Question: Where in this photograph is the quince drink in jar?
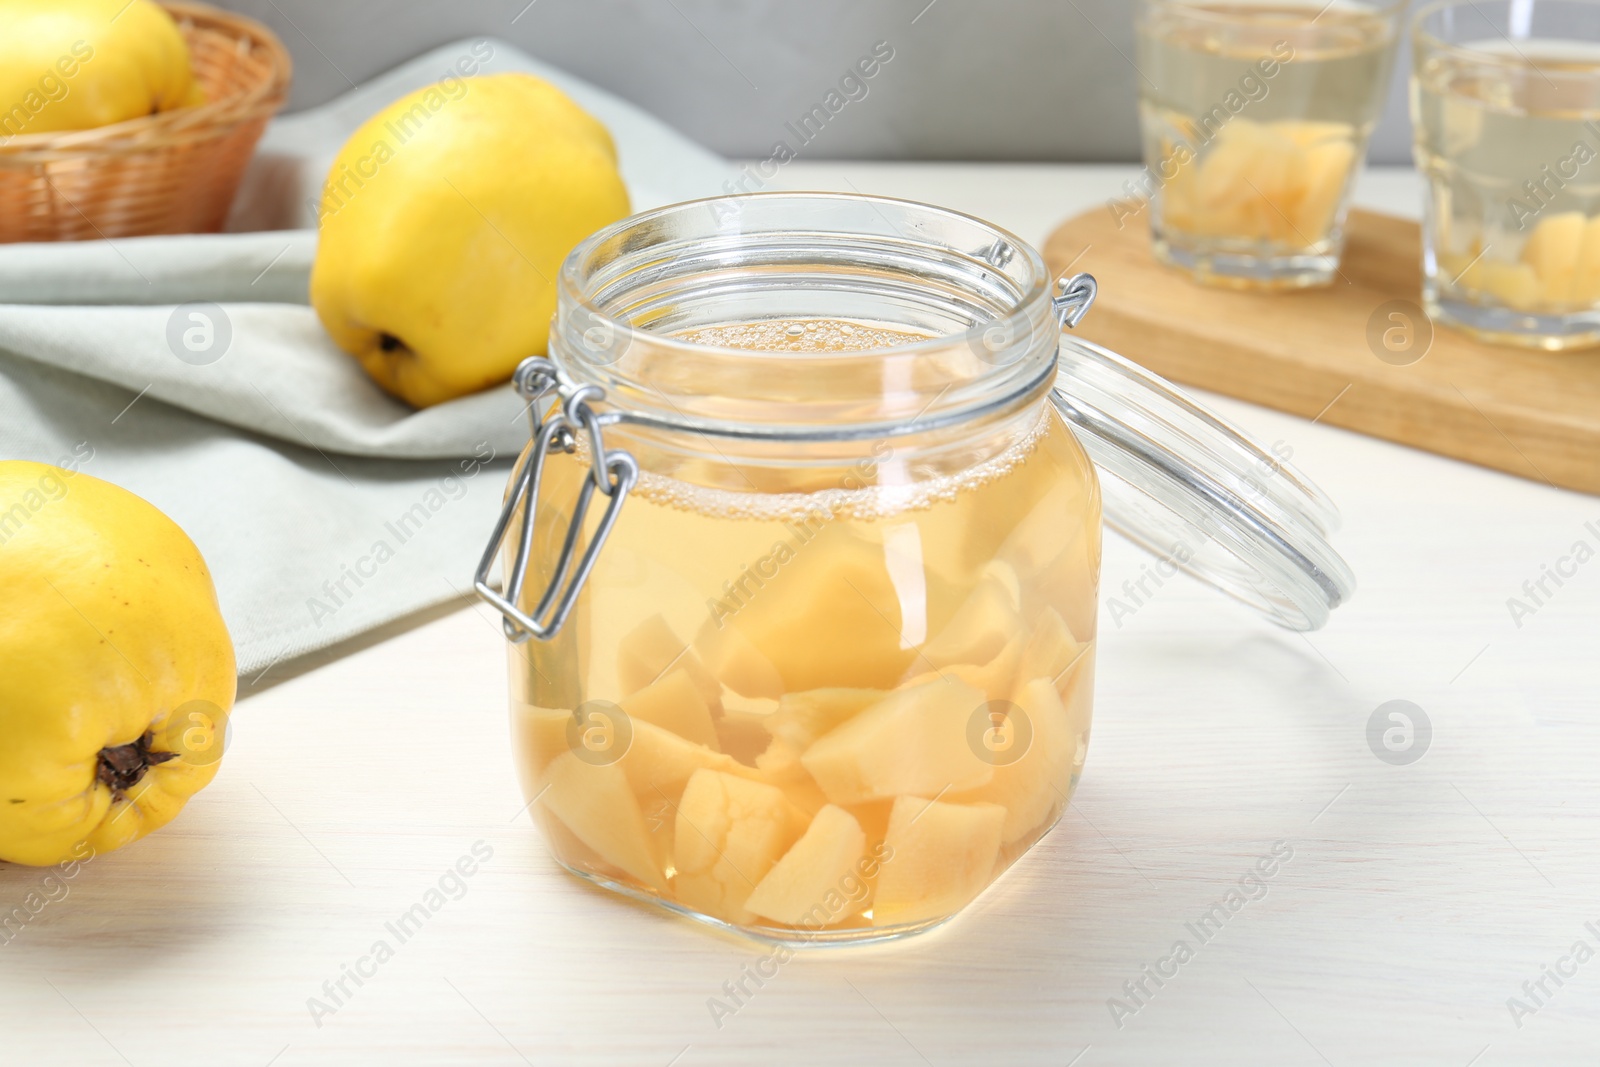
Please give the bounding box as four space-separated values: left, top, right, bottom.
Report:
1135 0 1404 288
477 194 1355 944
1413 0 1600 349
519 318 1098 940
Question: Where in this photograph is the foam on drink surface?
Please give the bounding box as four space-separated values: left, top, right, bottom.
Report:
676 317 931 353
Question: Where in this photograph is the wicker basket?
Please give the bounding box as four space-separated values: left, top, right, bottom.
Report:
0 2 291 243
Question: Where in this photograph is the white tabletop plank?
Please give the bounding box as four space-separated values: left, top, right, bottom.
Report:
3 164 1596 1067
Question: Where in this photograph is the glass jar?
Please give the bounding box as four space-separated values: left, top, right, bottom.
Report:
476 193 1354 945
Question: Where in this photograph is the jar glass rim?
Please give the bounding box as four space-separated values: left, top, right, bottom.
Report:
556 191 1051 361
550 191 1060 442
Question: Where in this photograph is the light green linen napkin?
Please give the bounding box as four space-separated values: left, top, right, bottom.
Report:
0 39 729 679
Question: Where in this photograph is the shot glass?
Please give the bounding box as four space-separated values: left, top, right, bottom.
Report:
1413 0 1600 350
1134 0 1406 289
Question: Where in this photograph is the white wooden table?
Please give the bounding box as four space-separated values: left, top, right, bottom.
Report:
4 164 1597 1067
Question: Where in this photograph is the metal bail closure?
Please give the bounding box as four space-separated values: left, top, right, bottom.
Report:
1047 274 1356 632
474 357 638 643
1052 272 1098 329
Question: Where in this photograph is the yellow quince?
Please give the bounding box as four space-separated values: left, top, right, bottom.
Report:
0 462 235 867
1163 118 1357 247
310 72 632 408
0 0 204 139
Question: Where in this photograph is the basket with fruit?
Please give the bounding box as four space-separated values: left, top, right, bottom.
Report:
0 0 290 242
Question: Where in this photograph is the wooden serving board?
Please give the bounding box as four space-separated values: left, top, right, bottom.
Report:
1043 207 1600 495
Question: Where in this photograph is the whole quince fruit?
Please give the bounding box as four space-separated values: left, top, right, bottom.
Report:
0 0 203 138
0 462 235 867
310 72 631 408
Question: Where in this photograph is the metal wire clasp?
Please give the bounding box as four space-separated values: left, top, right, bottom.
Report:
474 357 638 643
1052 273 1098 329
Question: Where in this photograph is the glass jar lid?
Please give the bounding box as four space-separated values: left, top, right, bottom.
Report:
476 193 1354 642
1049 328 1355 631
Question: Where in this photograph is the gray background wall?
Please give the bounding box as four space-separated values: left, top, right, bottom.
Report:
212 0 1417 164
